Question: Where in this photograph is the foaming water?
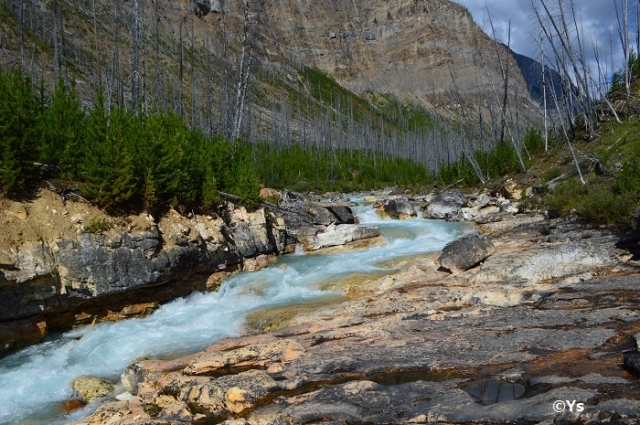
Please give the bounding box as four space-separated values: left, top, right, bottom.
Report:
0 197 469 425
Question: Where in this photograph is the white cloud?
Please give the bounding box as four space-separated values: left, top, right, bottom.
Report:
453 0 638 89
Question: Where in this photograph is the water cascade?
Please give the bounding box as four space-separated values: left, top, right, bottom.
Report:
0 197 469 425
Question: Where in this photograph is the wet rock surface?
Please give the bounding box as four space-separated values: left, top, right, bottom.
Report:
71 213 640 425
382 198 417 220
425 189 468 219
0 190 377 357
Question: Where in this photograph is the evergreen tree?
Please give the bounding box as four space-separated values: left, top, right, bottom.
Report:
80 91 136 210
38 79 85 178
0 68 40 195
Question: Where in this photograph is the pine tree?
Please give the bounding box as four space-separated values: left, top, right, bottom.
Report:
38 79 85 177
0 68 40 196
80 91 136 210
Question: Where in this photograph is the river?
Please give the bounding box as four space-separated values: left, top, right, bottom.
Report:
0 196 469 425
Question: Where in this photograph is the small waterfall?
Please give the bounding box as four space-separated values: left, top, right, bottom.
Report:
294 243 305 255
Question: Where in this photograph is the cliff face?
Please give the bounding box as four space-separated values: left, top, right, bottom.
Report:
255 0 534 110
1 0 538 123
0 190 288 355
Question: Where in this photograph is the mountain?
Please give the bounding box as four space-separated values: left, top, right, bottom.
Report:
508 46 565 110
0 0 541 170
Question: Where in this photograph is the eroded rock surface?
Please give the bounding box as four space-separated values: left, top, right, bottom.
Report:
71 217 640 425
0 190 378 356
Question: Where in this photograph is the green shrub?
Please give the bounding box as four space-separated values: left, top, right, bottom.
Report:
576 185 633 226
84 217 112 234
544 167 562 182
544 178 587 217
524 128 545 155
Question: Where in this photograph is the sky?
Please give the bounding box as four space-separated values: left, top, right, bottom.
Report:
453 0 638 88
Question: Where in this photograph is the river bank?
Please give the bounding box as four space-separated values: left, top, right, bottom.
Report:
68 205 640 425
2 189 640 424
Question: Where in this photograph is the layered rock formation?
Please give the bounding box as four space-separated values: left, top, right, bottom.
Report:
219 0 536 113
69 213 640 425
0 190 377 356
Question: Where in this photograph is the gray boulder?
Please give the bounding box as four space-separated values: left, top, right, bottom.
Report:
326 205 355 224
438 232 496 273
426 190 468 219
309 206 336 226
383 198 417 220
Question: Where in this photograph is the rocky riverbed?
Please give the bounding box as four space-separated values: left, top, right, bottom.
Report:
0 189 379 357
66 194 640 425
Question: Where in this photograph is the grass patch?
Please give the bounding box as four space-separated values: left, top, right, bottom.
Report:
84 217 112 234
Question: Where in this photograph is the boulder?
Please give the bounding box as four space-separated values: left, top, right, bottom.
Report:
501 179 522 200
71 376 115 403
309 206 336 226
474 193 491 209
326 205 355 224
438 232 496 273
383 198 417 220
425 190 468 219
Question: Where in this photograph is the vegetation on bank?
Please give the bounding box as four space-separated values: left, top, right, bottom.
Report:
0 67 433 211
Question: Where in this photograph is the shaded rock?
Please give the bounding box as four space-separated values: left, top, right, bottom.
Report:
425 190 467 219
383 198 417 220
0 319 47 354
308 206 336 226
623 351 640 377
326 205 355 224
632 207 640 233
462 379 525 405
71 376 115 403
438 232 496 273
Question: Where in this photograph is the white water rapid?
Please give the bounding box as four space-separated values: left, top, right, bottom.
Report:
0 196 469 425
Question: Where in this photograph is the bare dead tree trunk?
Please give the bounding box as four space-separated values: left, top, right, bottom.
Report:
132 0 141 111
486 11 527 172
614 0 630 95
53 0 60 81
231 1 253 142
18 0 24 69
153 0 162 108
178 19 184 116
92 0 101 88
540 37 549 153
548 65 586 185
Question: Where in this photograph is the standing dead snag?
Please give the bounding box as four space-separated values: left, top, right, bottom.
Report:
231 1 254 142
